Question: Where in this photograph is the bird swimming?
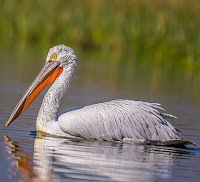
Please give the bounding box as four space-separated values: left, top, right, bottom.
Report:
5 44 192 145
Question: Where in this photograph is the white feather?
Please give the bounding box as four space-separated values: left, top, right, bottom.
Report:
36 45 185 145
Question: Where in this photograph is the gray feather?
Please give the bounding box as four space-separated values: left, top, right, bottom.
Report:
58 100 183 142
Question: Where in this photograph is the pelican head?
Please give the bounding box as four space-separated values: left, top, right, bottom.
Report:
5 44 78 127
46 44 78 67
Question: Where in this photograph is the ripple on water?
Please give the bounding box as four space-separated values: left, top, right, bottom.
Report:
0 84 200 182
1 133 199 182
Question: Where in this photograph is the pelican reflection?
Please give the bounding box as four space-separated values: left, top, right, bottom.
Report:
4 134 192 182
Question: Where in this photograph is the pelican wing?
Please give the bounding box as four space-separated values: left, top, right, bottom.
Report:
58 100 183 142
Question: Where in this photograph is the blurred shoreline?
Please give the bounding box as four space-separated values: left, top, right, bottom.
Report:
1 0 200 70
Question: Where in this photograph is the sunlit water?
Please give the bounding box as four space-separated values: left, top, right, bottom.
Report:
0 57 200 182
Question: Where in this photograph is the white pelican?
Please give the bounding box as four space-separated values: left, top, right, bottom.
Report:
5 45 191 145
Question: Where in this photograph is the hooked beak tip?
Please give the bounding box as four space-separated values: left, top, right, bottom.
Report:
5 122 9 127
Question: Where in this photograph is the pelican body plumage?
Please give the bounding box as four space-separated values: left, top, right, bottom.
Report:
5 45 191 146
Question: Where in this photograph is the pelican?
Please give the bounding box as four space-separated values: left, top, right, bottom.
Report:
5 44 191 145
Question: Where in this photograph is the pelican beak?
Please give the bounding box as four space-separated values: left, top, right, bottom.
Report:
5 61 63 127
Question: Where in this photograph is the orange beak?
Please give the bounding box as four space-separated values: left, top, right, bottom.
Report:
5 61 63 127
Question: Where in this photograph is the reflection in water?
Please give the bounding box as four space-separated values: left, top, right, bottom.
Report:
33 137 173 182
4 134 196 182
4 135 36 182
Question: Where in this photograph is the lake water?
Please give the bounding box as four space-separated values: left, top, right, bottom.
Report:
0 55 200 182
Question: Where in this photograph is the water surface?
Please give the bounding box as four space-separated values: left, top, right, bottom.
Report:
0 56 200 182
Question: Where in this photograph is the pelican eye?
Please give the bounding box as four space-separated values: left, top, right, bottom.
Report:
49 53 57 61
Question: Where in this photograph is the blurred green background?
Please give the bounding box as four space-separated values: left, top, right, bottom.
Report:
1 0 200 66
1 0 200 99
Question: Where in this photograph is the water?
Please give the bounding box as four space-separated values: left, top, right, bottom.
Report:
0 56 200 182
